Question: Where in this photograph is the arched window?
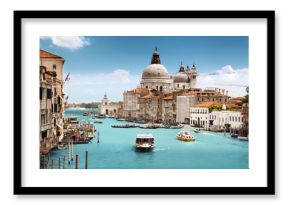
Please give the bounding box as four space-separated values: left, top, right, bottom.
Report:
160 86 163 92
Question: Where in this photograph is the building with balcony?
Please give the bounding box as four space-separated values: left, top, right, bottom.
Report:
40 49 65 155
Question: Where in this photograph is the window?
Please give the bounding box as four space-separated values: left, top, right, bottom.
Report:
47 89 52 99
52 64 56 70
41 131 47 139
40 87 43 100
183 85 185 89
177 84 179 87
41 114 46 125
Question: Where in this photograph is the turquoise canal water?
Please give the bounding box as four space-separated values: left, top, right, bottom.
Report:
48 108 249 169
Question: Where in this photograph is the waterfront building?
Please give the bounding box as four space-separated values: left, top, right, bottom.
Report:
162 94 175 124
241 103 249 137
190 102 222 129
40 49 65 154
99 93 121 117
209 108 243 130
190 101 243 130
122 87 149 120
176 95 197 124
139 91 163 122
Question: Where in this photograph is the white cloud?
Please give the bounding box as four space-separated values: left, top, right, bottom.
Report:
197 65 248 97
41 36 89 50
64 69 140 103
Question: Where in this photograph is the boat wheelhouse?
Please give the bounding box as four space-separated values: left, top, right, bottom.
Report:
135 134 155 151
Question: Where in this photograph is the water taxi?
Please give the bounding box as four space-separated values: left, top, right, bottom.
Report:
135 134 155 151
177 129 195 142
193 128 201 133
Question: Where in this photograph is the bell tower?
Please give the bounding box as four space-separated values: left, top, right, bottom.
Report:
101 92 109 106
190 64 197 88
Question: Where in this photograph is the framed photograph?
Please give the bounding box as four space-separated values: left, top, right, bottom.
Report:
14 10 275 195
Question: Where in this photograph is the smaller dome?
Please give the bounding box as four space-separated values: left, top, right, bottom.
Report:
174 72 190 83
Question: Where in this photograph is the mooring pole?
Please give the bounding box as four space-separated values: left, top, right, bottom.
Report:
63 156 65 169
75 154 78 169
85 150 88 169
71 141 74 161
68 139 71 165
59 157 61 169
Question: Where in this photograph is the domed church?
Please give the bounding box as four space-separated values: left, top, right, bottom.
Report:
173 62 197 90
140 47 172 92
140 47 198 92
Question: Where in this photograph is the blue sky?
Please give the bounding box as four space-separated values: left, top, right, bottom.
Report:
40 36 248 103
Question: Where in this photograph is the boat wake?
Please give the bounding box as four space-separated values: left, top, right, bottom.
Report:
153 148 166 152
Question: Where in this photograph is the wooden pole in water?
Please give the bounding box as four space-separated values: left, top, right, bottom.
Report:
75 154 78 169
59 157 61 169
68 139 71 165
71 141 74 161
63 156 65 169
97 131 100 143
85 150 88 169
51 159 54 169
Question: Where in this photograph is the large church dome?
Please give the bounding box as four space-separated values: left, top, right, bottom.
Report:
142 64 170 79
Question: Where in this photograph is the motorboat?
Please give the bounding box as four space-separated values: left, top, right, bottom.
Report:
135 134 155 151
176 129 195 142
193 128 201 133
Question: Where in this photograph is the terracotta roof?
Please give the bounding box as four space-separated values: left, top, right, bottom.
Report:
135 87 150 95
141 94 152 99
163 95 173 100
40 49 63 59
192 101 223 108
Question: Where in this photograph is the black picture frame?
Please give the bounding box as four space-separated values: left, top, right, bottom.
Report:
14 10 275 195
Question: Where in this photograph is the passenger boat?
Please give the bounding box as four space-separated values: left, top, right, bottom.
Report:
176 129 195 142
135 134 155 151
